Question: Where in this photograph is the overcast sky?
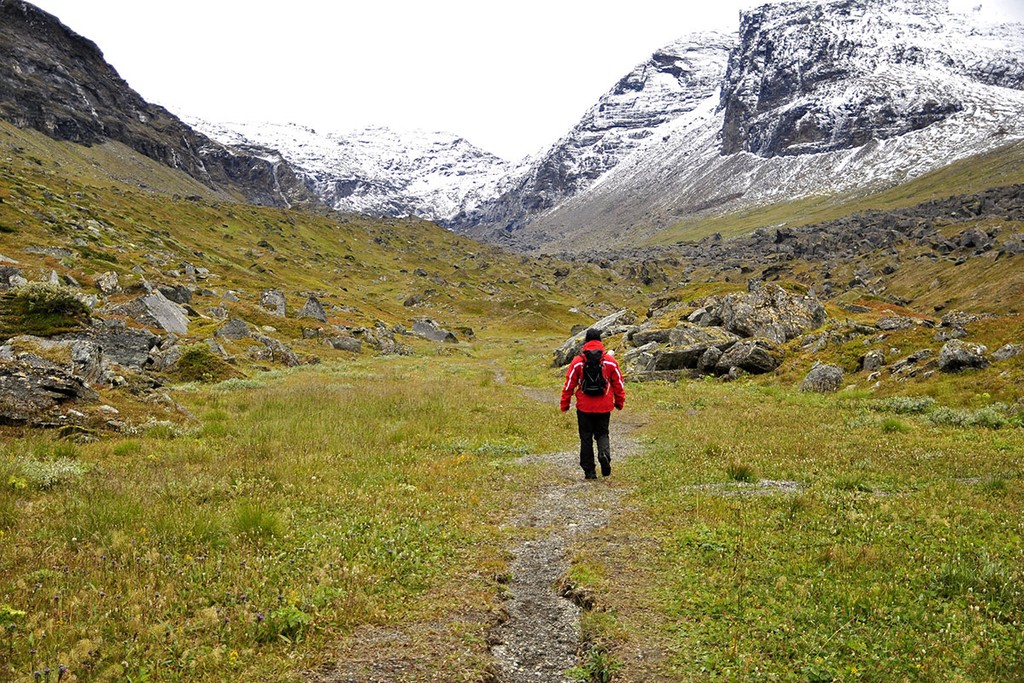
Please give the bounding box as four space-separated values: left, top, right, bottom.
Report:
27 0 1024 161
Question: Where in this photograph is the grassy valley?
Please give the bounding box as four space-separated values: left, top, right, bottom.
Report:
1 123 1023 682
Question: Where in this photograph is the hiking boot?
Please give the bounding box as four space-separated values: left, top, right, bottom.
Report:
584 470 597 480
598 454 611 477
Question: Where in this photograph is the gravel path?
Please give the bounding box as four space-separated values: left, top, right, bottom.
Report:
489 392 642 682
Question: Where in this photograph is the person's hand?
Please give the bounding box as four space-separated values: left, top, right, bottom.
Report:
614 403 623 411
560 407 569 412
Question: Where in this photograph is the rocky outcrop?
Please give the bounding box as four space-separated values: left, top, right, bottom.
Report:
552 310 637 366
0 1 316 207
260 289 286 317
715 339 785 375
702 283 827 344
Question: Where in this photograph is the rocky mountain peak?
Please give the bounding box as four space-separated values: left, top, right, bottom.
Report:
0 0 315 207
720 0 1023 158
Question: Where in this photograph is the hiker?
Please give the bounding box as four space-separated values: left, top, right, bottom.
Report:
560 328 626 479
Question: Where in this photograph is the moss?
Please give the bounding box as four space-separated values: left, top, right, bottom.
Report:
169 345 244 384
0 283 91 338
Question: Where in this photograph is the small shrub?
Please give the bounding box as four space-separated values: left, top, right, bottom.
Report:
834 474 873 493
981 478 1008 496
0 224 15 234
929 406 1008 430
876 396 936 414
111 441 142 457
14 457 87 490
726 461 758 483
569 645 622 683
1 282 90 337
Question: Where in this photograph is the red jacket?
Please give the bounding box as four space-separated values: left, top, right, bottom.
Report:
560 340 626 413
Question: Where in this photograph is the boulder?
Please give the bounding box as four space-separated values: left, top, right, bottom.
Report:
876 316 919 331
411 318 458 344
216 318 251 340
299 295 328 323
696 346 723 375
0 335 104 384
861 349 886 372
801 363 844 393
993 343 1022 361
706 284 826 344
938 340 989 372
668 324 740 349
260 289 287 317
157 284 193 305
96 271 120 294
111 290 189 335
251 334 301 367
715 339 785 375
328 336 362 353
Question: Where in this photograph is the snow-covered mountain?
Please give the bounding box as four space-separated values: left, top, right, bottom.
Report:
191 0 1024 253
463 0 1024 251
186 120 518 223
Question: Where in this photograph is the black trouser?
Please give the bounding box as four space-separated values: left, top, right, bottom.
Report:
576 410 611 474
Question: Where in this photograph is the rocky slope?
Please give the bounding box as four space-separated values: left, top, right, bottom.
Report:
187 120 515 223
480 0 1024 251
0 0 315 207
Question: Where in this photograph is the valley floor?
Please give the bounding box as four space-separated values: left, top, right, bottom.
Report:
2 342 1022 682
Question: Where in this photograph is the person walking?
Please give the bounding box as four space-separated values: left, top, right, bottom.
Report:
560 328 626 479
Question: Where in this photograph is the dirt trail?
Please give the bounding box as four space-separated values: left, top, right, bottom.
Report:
489 390 642 682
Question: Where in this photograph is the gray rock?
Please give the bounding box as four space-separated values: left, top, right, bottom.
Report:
298 295 328 323
222 291 240 303
706 284 825 344
938 340 989 372
668 324 740 349
876 316 918 331
696 346 723 375
800 363 844 393
111 290 189 335
328 336 362 353
216 318 251 340
0 357 99 426
411 318 458 344
90 321 160 370
157 284 193 305
993 343 1022 361
861 349 886 372
251 334 301 367
96 271 120 294
715 339 785 375
260 289 287 317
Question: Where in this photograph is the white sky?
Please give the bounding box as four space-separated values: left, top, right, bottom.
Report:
26 0 1024 161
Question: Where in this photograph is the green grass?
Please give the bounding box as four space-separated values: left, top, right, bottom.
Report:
568 380 1024 681
0 352 575 681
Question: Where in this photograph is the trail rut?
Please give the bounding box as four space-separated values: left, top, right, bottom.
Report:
489 395 641 682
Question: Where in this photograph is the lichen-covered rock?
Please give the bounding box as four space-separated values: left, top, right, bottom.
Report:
861 349 886 372
938 340 989 372
696 346 723 375
993 343 1022 361
328 336 362 353
260 289 287 317
800 363 844 393
216 318 251 340
96 271 120 294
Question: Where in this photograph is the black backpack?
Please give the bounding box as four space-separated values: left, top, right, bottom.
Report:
579 349 607 396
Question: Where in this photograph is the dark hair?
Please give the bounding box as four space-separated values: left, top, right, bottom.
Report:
584 328 602 342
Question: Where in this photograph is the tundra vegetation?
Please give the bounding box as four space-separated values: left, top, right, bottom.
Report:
0 122 1022 681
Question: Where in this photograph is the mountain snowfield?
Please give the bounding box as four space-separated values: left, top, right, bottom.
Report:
187 119 518 223
192 0 1024 252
